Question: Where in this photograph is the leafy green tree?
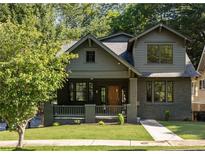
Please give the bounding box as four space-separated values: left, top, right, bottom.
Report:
0 19 77 147
56 3 120 38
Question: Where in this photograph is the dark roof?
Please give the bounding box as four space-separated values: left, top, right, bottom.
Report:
99 32 134 42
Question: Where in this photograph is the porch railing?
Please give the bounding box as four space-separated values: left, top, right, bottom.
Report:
95 105 127 116
53 105 85 117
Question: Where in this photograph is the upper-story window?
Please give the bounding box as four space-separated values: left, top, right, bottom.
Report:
147 44 173 64
86 51 95 63
199 80 205 90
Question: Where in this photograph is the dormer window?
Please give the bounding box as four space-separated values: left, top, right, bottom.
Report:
86 51 95 63
147 44 173 64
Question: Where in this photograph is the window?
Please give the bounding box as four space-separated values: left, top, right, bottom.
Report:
146 81 152 102
89 82 94 103
167 81 174 102
69 82 74 101
154 81 166 102
147 44 173 64
121 89 127 103
199 80 205 90
146 81 174 103
76 82 87 101
86 51 95 63
101 87 106 104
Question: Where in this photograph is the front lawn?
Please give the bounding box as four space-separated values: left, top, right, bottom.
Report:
0 124 152 141
160 121 205 140
2 146 205 151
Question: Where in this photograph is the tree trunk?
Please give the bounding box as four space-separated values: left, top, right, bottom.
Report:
16 122 27 148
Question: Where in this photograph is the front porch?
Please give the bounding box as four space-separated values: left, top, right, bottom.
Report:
44 104 136 125
44 78 138 125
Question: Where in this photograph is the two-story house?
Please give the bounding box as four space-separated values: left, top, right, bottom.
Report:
44 24 199 125
192 45 205 121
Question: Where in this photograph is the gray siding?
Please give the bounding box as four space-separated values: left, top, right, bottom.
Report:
137 77 192 120
67 40 129 78
133 29 186 73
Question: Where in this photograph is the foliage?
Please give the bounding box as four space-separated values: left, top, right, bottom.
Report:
52 122 60 126
73 120 81 125
0 19 77 147
118 114 125 125
164 110 170 121
98 121 105 126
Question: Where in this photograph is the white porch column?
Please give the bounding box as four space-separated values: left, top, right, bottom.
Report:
127 78 138 123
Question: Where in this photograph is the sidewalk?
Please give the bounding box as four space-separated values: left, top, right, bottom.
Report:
140 119 183 141
1 139 205 147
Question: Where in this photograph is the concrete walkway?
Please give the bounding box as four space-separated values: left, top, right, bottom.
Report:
2 139 205 147
140 119 183 141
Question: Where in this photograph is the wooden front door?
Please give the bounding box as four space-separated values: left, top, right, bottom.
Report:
108 85 121 105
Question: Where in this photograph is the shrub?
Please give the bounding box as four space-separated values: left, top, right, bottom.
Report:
164 110 170 121
98 121 105 125
74 120 81 125
52 122 60 126
118 114 124 125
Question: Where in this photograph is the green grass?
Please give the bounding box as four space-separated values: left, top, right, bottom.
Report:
1 146 205 151
160 121 205 140
0 124 152 141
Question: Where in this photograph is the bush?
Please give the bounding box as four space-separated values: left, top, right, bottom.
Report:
74 120 81 125
118 114 124 125
98 121 105 125
52 122 60 126
164 110 170 121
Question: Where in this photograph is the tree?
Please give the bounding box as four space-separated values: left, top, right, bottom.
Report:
0 19 77 147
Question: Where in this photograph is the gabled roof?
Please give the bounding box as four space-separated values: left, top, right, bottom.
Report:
65 34 141 76
102 42 128 55
129 24 191 42
197 45 205 73
99 32 134 42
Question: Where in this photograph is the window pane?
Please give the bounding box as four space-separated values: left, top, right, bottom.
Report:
89 82 94 103
146 81 152 102
154 81 166 102
167 81 174 102
76 82 87 101
101 87 106 104
121 89 127 103
69 82 74 101
200 80 203 89
160 45 173 64
147 45 159 63
203 80 205 89
86 51 95 63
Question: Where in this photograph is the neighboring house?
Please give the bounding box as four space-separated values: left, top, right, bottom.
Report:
192 46 205 120
45 24 199 125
